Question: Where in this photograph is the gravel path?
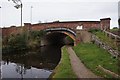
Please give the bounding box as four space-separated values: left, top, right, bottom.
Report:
66 46 99 79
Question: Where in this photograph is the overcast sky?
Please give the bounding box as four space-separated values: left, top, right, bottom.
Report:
0 0 120 29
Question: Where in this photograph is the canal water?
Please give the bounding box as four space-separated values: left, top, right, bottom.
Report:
1 45 62 78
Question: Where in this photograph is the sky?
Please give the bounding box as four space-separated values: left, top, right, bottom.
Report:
0 0 120 29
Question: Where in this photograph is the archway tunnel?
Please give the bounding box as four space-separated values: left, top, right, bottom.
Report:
41 32 75 46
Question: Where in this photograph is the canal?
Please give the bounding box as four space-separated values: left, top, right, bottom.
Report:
1 45 63 78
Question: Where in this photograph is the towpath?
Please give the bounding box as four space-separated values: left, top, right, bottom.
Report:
66 46 100 79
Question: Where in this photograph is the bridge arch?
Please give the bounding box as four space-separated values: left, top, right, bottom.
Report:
41 27 76 46
44 27 76 41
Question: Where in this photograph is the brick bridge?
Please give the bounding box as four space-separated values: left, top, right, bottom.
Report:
2 18 111 45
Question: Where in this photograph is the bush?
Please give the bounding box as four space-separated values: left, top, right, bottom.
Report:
29 30 46 40
88 28 101 33
112 27 118 29
65 36 74 45
2 30 46 53
28 30 46 49
7 33 27 51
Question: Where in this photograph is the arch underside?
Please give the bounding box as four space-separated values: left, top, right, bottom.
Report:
44 27 76 41
61 32 76 41
45 31 76 41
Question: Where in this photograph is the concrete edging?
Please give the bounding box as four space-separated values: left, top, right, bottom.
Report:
97 65 120 78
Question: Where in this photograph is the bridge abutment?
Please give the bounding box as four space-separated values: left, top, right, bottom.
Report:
75 30 92 45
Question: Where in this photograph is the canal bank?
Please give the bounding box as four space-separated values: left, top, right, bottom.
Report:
50 43 120 79
49 46 77 78
50 45 99 79
73 43 120 79
67 46 98 78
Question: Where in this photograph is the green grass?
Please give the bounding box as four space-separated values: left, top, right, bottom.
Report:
94 31 118 50
52 46 77 78
73 43 120 78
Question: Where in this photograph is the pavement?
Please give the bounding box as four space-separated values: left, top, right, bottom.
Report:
66 46 100 79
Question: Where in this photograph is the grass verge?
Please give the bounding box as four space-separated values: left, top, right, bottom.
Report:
73 43 120 78
94 31 117 50
50 46 77 78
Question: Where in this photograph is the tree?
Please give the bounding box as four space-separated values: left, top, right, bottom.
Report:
118 18 120 28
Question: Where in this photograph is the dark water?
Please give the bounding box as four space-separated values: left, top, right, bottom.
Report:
1 45 62 78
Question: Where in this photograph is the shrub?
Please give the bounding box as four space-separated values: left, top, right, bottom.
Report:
65 36 74 45
7 33 27 51
88 28 101 33
2 30 46 53
29 30 46 40
112 27 118 29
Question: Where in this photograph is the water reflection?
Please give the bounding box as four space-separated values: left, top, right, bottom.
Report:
2 45 62 78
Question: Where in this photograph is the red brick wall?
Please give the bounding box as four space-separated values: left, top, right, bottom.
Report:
2 26 22 38
80 22 100 30
30 22 79 31
2 18 111 38
30 22 100 31
100 18 111 31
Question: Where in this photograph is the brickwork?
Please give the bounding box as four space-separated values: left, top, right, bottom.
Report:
1 18 111 38
100 18 111 31
2 26 22 38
